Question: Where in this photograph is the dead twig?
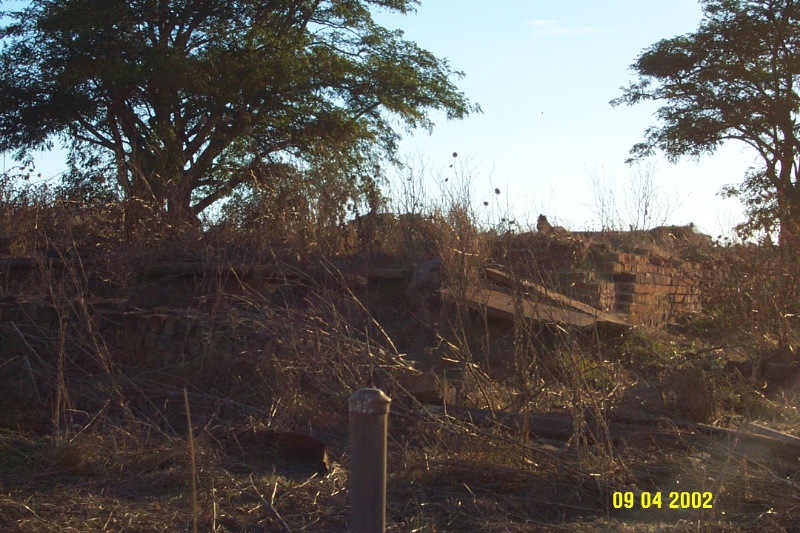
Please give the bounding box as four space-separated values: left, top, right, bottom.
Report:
248 474 292 533
184 388 198 533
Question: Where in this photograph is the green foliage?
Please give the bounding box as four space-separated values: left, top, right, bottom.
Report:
0 0 478 221
611 0 800 244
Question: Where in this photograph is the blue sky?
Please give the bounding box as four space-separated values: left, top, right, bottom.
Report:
373 0 759 237
7 1 759 237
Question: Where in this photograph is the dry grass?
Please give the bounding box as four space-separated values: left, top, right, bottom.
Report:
1 169 799 531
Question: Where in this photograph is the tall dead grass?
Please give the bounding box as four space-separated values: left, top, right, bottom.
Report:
1 161 799 531
704 243 800 347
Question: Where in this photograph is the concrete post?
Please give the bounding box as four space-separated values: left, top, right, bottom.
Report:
349 388 391 533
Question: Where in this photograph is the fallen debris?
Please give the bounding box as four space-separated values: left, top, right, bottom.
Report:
483 267 629 326
440 266 629 329
615 367 715 423
445 405 800 465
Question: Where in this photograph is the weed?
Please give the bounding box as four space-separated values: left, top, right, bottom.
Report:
0 161 798 531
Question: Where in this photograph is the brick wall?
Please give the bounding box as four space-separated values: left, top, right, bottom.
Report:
567 252 703 327
0 296 247 369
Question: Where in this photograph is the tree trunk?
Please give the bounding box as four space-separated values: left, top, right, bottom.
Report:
166 183 200 228
778 183 800 247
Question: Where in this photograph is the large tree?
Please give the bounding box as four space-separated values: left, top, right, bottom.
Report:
0 0 477 222
611 0 800 245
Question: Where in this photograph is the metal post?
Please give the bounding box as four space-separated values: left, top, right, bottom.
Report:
349 388 391 533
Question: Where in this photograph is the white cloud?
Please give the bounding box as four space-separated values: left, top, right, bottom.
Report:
524 19 606 37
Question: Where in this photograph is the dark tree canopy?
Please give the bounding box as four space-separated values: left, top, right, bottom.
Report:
0 0 478 221
611 0 800 244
